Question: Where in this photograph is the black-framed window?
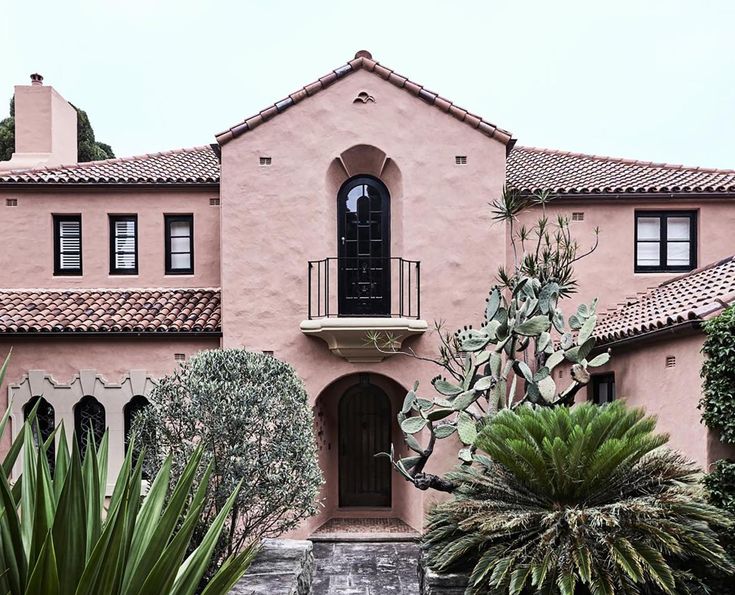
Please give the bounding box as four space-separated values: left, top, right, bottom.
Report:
53 215 82 275
164 215 194 274
591 373 616 405
109 215 138 274
635 211 696 273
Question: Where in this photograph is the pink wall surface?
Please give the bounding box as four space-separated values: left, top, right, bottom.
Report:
515 199 735 316
220 68 509 529
584 332 723 469
0 188 221 288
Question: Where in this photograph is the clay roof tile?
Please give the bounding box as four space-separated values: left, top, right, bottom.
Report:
0 288 221 334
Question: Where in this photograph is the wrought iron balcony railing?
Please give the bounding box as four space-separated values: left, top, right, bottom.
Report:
307 257 420 320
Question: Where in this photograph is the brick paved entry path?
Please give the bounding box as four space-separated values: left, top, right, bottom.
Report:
311 542 420 594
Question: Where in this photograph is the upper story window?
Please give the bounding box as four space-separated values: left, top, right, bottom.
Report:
165 215 194 274
635 211 696 273
53 215 82 275
109 215 138 275
591 373 615 405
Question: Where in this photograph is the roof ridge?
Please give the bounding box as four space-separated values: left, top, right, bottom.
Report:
514 145 735 175
0 145 216 177
215 50 514 146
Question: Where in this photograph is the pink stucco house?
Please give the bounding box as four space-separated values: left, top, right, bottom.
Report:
1 51 734 537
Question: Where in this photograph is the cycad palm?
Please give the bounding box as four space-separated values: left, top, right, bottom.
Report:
423 402 734 595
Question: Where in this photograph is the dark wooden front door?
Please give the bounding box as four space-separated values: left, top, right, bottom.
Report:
339 382 392 507
337 176 391 316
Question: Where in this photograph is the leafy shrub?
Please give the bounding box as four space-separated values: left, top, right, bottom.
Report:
0 351 255 595
134 349 322 568
423 402 734 595
700 305 735 443
706 459 735 517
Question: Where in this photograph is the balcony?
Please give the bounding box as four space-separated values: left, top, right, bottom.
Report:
300 257 428 362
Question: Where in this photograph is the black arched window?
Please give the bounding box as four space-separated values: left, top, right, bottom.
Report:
74 396 106 457
337 176 391 316
23 396 55 468
124 395 149 452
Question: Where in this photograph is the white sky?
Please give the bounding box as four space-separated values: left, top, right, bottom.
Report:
2 0 734 168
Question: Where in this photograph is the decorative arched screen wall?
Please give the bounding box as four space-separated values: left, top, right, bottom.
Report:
9 369 156 492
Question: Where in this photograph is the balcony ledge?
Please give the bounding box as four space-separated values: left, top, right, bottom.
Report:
300 317 428 363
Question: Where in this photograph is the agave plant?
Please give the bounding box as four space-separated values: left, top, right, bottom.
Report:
0 352 256 595
423 402 735 595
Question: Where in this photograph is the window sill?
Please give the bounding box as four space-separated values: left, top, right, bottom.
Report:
300 317 428 363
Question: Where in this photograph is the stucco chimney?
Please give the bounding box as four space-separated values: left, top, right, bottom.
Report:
0 74 78 171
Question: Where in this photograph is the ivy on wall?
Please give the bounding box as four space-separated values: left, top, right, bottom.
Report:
700 305 735 444
700 305 735 550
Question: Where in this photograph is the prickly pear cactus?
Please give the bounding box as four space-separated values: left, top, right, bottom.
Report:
384 275 609 491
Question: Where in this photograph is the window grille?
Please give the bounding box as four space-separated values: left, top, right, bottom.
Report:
74 396 106 457
23 396 55 470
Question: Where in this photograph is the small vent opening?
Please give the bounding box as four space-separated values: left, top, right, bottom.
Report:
259 156 272 166
6 198 18 207
572 212 584 221
262 350 274 356
455 155 467 165
209 197 220 206
665 355 676 368
174 353 186 362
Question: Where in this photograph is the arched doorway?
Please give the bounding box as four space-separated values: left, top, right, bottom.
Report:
337 176 391 316
338 380 392 507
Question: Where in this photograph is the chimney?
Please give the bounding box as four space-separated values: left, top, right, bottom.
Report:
0 73 78 171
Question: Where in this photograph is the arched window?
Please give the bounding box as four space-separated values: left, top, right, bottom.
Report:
74 396 106 457
337 176 391 316
23 396 55 468
124 395 149 452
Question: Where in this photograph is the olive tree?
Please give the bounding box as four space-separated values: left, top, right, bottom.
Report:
133 349 323 567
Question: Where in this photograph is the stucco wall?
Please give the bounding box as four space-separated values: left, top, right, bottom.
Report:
584 332 719 469
0 188 221 288
220 68 509 528
515 199 735 316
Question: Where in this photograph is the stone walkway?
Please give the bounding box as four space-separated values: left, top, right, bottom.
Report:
312 542 420 594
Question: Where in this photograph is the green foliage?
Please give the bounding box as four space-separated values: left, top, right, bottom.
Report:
379 189 605 491
699 305 735 444
0 95 114 163
133 349 322 572
0 97 14 161
0 349 256 595
72 104 115 161
706 459 735 518
423 402 735 594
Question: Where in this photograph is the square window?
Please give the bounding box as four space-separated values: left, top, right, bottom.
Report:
165 214 194 274
635 211 696 273
591 373 615 405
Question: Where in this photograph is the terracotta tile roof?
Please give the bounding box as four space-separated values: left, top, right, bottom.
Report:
508 146 735 195
0 146 220 185
595 256 735 345
0 288 221 333
215 50 514 146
